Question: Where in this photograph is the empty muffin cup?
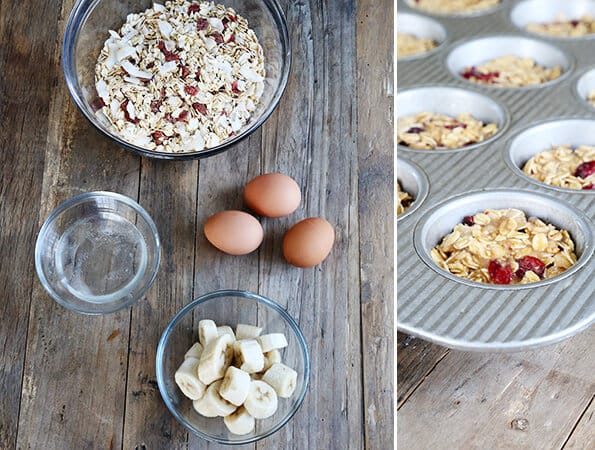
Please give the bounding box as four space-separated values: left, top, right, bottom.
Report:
446 35 572 88
576 66 595 111
397 12 447 60
413 189 594 290
505 119 595 193
397 157 430 221
511 0 595 39
397 86 509 153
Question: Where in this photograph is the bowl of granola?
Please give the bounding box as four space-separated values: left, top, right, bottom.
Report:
62 0 290 159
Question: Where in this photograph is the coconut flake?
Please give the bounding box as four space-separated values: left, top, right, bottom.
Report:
115 43 137 62
159 61 178 75
203 37 217 52
240 66 264 82
208 18 224 32
153 3 166 13
124 76 142 85
126 101 136 120
158 20 173 39
121 61 153 80
96 79 109 102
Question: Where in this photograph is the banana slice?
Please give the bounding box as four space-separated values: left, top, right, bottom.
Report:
262 363 297 398
198 319 218 347
219 366 251 406
198 333 234 385
263 349 281 371
217 325 236 340
184 342 203 360
224 406 255 435
235 324 262 340
235 339 264 373
193 380 236 417
256 333 288 353
175 357 206 400
244 380 278 419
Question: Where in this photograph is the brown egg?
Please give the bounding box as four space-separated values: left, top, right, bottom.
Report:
204 210 263 255
283 218 335 267
244 173 301 218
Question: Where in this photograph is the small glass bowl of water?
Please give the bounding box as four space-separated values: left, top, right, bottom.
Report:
35 191 160 314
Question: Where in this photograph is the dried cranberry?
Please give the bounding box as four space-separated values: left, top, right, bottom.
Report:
193 102 207 115
177 110 189 122
574 160 595 179
462 215 475 226
515 256 545 279
406 127 424 134
180 65 191 79
150 100 162 113
91 97 105 112
227 14 237 21
157 41 168 55
120 100 139 123
146 61 155 69
195 69 201 79
188 3 200 14
210 33 224 44
582 183 595 190
226 33 235 44
196 18 208 31
231 80 242 94
152 131 166 145
160 87 166 98
165 53 180 62
185 85 198 95
488 260 513 285
462 67 499 82
570 19 580 27
164 113 176 123
444 123 467 130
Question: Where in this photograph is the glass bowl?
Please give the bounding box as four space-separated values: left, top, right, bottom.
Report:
62 0 291 160
156 290 310 444
35 191 161 314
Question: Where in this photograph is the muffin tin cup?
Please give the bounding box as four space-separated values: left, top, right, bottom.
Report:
397 12 448 61
397 157 430 221
404 0 505 18
445 35 574 90
504 118 595 194
397 85 510 153
412 189 594 291
575 66 595 111
511 0 595 40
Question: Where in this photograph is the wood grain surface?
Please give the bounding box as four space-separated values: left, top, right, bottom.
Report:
0 0 393 449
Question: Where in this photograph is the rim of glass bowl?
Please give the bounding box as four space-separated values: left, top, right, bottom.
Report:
34 191 161 314
62 0 291 160
156 289 311 445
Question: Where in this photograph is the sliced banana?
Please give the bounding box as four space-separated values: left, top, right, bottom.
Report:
256 333 288 353
262 363 297 398
193 380 236 417
175 357 206 400
219 366 251 406
198 319 218 347
235 339 264 373
244 380 278 419
217 325 236 340
184 342 203 360
224 406 255 435
263 349 281 371
235 323 262 340
198 333 234 385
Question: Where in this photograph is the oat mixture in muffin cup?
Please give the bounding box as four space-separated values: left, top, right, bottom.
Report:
94 1 265 153
461 55 562 87
397 33 438 58
397 182 414 215
410 0 500 14
589 89 595 107
522 145 595 190
526 15 595 37
431 208 577 285
397 112 498 150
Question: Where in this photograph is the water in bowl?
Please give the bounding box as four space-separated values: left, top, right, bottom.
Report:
54 211 148 303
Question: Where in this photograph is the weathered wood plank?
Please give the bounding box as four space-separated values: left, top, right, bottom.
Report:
397 327 595 450
0 0 59 447
396 332 449 408
563 395 594 450
13 0 140 448
122 159 198 450
357 0 394 447
256 0 364 448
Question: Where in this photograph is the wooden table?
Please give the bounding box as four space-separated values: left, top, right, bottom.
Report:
0 0 393 448
397 330 594 449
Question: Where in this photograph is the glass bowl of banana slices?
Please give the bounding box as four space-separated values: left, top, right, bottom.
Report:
156 289 310 444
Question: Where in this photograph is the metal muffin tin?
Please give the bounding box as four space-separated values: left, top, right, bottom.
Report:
397 0 595 351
